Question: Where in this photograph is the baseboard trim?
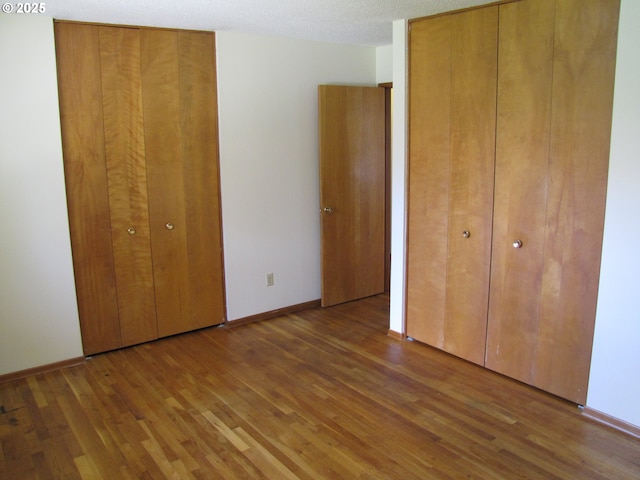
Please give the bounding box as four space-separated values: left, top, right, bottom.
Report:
0 356 86 384
225 299 322 328
387 329 405 340
582 407 640 439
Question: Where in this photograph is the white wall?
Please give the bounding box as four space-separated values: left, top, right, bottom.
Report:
215 32 377 320
376 44 393 84
0 15 83 375
587 0 640 427
389 20 408 335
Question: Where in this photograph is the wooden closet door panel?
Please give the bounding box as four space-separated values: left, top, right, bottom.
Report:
142 29 225 337
176 31 226 330
99 26 158 347
406 15 452 345
444 6 497 365
406 7 497 365
141 29 192 337
55 23 121 355
486 0 555 383
538 0 619 404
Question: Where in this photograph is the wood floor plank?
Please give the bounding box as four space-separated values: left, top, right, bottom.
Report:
1 294 639 479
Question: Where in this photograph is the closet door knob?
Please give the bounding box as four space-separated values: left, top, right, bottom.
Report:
513 239 523 249
127 227 136 236
462 230 470 238
165 223 174 230
322 207 333 214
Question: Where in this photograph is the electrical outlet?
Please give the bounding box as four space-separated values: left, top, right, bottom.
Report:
266 272 274 287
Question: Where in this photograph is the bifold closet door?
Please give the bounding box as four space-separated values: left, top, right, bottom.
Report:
406 7 498 365
56 23 158 354
141 30 226 337
57 23 226 354
486 0 619 404
100 27 158 347
485 0 555 392
56 23 120 354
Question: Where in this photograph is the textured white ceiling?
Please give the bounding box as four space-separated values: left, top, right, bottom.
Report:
47 0 496 46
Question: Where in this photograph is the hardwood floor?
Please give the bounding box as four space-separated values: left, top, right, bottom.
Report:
1 294 639 479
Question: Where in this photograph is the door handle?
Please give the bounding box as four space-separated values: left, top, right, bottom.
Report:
322 207 333 214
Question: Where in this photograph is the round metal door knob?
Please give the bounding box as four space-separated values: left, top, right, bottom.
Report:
323 207 333 214
462 230 470 238
513 239 523 249
165 223 174 230
127 227 136 236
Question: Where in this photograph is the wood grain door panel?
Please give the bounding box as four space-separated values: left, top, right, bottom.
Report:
486 0 555 386
319 85 386 307
177 31 226 331
487 0 619 404
407 7 497 365
99 26 158 347
406 14 451 348
55 23 121 355
444 7 497 365
142 30 226 336
536 0 619 404
142 29 192 337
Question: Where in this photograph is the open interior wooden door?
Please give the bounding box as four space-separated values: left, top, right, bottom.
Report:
318 85 386 307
